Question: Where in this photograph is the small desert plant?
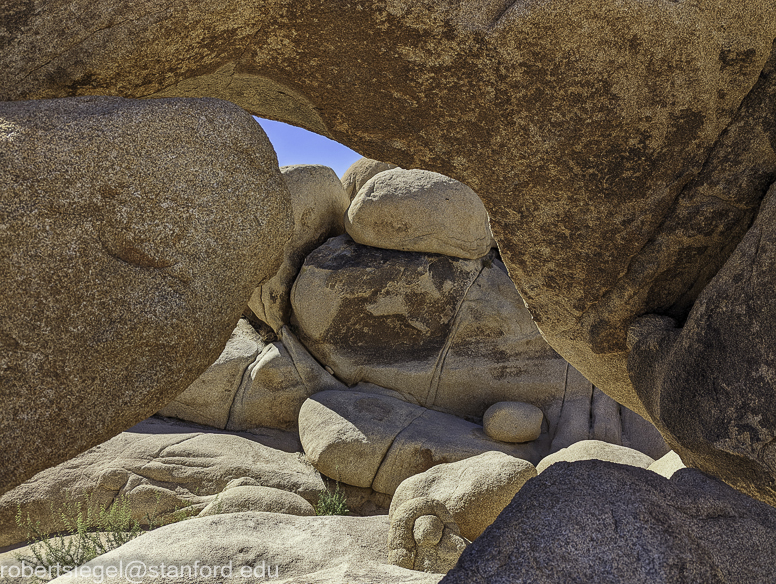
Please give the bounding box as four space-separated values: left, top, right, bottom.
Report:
314 481 349 516
13 490 201 581
14 493 143 580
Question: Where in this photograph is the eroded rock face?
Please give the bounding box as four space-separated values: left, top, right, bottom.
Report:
290 235 570 419
291 235 667 462
628 182 776 506
442 461 776 584
298 390 545 495
0 417 323 548
0 96 292 496
158 319 265 429
226 326 347 431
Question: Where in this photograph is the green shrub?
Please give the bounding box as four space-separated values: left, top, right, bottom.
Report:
13 491 200 581
314 482 349 516
14 493 143 581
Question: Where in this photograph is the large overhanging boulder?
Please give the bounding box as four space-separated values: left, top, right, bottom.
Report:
0 96 293 495
2 2 776 502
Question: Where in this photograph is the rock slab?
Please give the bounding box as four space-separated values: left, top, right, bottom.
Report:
299 390 544 495
0 417 324 548
47 512 440 584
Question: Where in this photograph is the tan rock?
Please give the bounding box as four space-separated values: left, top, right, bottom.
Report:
483 402 544 444
536 440 655 474
0 97 292 496
291 235 483 396
224 326 346 432
430 257 571 419
389 452 536 541
648 451 686 479
0 417 325 548
249 164 350 332
299 390 544 496
388 497 468 574
298 391 424 489
158 319 264 429
372 408 544 496
345 168 492 259
291 236 567 420
341 158 399 200
46 512 435 584
549 379 668 460
291 237 666 461
198 485 315 517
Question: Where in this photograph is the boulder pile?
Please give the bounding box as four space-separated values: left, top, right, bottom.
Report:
161 161 668 490
1 160 675 581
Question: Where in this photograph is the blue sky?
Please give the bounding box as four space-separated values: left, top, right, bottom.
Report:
255 117 362 178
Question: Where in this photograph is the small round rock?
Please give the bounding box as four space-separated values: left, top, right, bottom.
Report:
413 514 444 546
483 402 543 443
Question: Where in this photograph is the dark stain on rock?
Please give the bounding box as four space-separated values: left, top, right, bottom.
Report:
720 47 757 71
669 108 706 145
99 225 176 269
0 0 35 50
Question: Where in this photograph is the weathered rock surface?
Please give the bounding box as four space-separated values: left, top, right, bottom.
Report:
341 158 399 200
629 181 776 505
292 235 667 459
536 440 655 474
158 321 345 432
198 485 314 517
291 235 566 419
0 417 324 548
291 234 487 402
345 168 492 259
227 326 346 431
388 498 468 574
390 452 536 541
483 402 544 444
158 319 264 429
0 96 292 496
443 461 776 584
47 513 438 584
648 451 686 479
249 164 349 332
299 390 543 495
4 0 774 504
